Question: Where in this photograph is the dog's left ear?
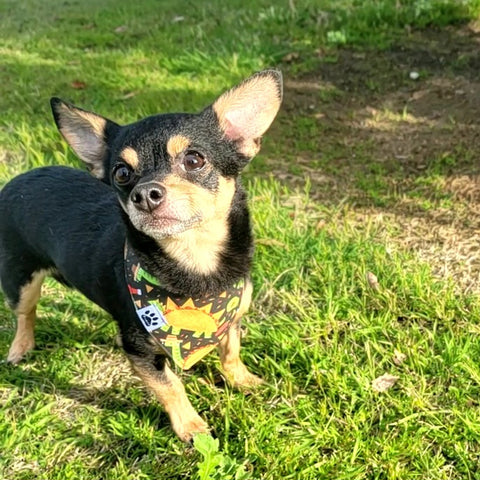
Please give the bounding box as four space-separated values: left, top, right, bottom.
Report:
50 98 120 181
211 70 283 158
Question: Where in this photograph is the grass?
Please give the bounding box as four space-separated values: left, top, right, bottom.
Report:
2 0 480 479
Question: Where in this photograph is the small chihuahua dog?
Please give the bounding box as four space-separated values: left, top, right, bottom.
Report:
0 70 282 442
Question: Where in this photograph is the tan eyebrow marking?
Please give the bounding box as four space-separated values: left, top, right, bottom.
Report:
119 146 140 169
166 135 190 158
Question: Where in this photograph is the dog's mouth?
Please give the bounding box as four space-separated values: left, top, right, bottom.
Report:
154 214 201 232
134 211 202 238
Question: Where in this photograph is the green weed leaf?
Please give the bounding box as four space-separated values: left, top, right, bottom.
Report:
194 434 223 480
193 433 220 458
193 434 252 480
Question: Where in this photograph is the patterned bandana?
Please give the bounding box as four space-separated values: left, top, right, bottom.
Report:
124 242 245 370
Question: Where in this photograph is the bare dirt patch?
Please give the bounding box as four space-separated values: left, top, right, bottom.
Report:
271 24 480 292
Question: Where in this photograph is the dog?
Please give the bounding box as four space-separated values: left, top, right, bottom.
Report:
0 70 282 442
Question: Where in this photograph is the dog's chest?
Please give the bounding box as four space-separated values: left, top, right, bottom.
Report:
125 243 245 369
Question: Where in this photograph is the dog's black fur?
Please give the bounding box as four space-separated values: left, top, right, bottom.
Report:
0 70 282 441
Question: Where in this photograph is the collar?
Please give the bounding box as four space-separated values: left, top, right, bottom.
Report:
124 241 245 370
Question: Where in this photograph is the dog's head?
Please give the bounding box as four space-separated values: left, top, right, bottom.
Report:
51 70 282 247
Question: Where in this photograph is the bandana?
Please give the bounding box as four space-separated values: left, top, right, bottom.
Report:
124 242 245 370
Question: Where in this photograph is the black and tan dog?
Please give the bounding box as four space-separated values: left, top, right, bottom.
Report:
0 70 282 441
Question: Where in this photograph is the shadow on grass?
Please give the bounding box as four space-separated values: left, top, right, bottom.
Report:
256 23 480 290
270 22 480 203
0 299 173 434
0 284 223 427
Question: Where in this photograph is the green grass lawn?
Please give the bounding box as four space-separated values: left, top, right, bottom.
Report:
2 1 480 479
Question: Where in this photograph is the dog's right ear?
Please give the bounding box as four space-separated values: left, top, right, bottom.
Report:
50 98 120 181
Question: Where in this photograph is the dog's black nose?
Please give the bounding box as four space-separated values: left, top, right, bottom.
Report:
130 182 166 212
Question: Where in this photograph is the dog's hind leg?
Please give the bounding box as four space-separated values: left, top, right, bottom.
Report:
6 270 48 364
218 280 264 388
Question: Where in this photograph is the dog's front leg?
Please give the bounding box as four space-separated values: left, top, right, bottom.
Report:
127 353 209 442
218 320 264 388
218 280 263 388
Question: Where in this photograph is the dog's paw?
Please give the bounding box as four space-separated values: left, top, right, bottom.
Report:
223 363 264 390
233 371 265 389
173 414 210 443
242 372 264 387
7 337 35 364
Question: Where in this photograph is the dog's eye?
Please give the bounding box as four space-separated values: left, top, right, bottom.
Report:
182 151 206 172
113 164 133 185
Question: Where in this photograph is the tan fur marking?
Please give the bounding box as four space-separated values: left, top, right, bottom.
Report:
129 357 208 441
59 108 107 141
218 280 263 388
120 146 140 169
166 135 190 158
77 110 107 136
159 176 235 275
7 270 49 364
237 138 261 158
234 278 253 322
